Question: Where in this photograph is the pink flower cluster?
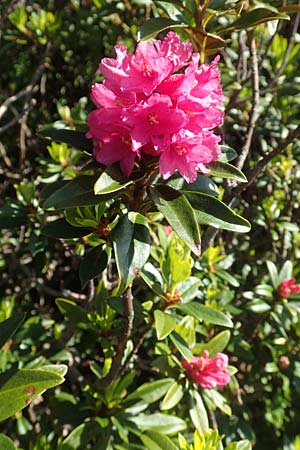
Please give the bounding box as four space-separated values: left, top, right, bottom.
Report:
182 350 231 389
279 278 300 298
87 32 224 183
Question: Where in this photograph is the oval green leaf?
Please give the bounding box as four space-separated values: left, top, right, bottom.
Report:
0 434 17 450
0 314 26 349
184 191 251 233
0 366 67 422
154 310 177 341
149 185 201 256
129 413 186 434
176 302 233 327
125 378 174 404
94 167 133 195
79 246 110 288
160 381 184 411
112 212 151 293
140 430 179 450
207 161 247 182
139 17 188 40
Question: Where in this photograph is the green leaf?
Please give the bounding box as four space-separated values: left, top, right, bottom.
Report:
160 381 184 411
55 298 89 325
0 204 28 229
140 431 179 450
42 218 91 239
168 175 219 197
94 167 133 195
266 261 279 289
224 8 289 31
279 260 293 282
154 310 177 340
0 434 18 450
184 191 251 233
177 302 233 327
126 379 174 404
219 145 238 162
169 332 193 361
205 330 231 357
79 246 110 288
0 314 26 349
207 161 247 182
60 421 101 450
189 389 209 433
129 413 186 434
139 18 188 40
43 176 111 210
38 127 93 153
0 366 67 422
149 185 201 256
112 212 151 293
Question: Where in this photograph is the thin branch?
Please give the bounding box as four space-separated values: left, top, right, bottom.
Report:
202 125 300 251
235 32 259 171
232 125 300 199
97 286 134 389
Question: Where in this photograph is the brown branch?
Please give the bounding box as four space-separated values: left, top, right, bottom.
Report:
235 32 259 171
202 125 300 251
97 286 134 389
232 124 300 199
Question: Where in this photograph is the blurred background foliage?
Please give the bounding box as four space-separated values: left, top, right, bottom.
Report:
1 0 300 449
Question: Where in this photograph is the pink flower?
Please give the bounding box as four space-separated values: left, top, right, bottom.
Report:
87 32 224 182
159 130 221 183
125 94 186 151
182 350 231 389
279 278 300 298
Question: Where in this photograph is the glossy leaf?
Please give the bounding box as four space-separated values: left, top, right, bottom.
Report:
223 8 289 32
207 161 247 182
0 314 26 349
205 330 231 357
160 381 184 411
129 412 186 434
0 366 67 422
79 246 110 288
184 191 251 233
149 185 201 256
55 298 89 325
43 176 110 210
94 167 133 195
189 389 209 433
38 127 93 153
126 378 174 404
112 212 151 293
60 421 101 449
177 302 233 327
219 145 238 162
168 175 219 197
154 310 177 340
139 17 187 40
169 332 193 361
0 434 18 450
279 260 293 282
140 430 179 450
42 218 91 239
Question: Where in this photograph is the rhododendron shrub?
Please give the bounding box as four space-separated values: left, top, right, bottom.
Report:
87 32 224 183
182 350 231 389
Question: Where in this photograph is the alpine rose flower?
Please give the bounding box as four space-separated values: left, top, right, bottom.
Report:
182 350 231 389
87 32 224 183
279 278 300 298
